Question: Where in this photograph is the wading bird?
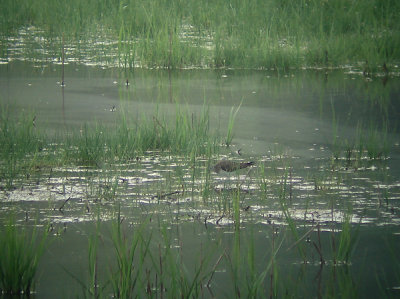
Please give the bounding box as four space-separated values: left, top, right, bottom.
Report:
213 160 254 173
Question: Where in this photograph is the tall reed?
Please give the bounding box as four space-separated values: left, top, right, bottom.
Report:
225 101 242 147
0 216 48 295
332 211 358 265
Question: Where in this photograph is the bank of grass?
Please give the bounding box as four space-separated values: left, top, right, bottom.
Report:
0 104 221 189
62 104 220 166
1 0 399 69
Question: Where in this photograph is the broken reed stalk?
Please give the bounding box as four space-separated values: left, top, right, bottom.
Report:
58 197 71 212
206 252 224 288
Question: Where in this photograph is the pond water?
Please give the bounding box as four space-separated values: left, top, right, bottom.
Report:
1 61 400 298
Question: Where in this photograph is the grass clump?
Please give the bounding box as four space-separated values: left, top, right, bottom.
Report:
109 211 152 298
225 101 241 147
0 108 43 158
0 216 48 295
0 108 45 189
331 212 359 265
81 214 217 298
61 104 220 166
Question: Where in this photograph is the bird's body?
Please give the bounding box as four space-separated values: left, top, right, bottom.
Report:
213 160 254 173
383 63 389 75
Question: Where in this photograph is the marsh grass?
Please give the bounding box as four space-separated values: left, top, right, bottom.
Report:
86 216 102 299
330 265 359 298
109 209 152 298
0 216 48 295
331 211 359 265
85 210 292 298
233 186 241 231
154 225 216 298
225 101 242 147
0 93 395 298
278 174 306 262
0 108 46 189
220 220 287 298
352 122 390 161
201 156 213 202
2 0 398 69
244 225 274 298
0 104 223 189
364 123 390 160
63 103 218 164
330 111 391 169
74 211 155 298
0 108 42 157
104 216 218 298
69 212 105 299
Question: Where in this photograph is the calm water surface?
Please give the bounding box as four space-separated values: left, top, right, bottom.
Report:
1 61 400 297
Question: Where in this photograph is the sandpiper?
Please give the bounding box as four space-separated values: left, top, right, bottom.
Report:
213 160 255 173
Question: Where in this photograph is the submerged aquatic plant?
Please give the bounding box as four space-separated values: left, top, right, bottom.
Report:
0 216 48 295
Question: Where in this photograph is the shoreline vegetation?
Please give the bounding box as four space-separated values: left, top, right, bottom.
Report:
1 1 399 297
0 104 224 190
1 0 399 70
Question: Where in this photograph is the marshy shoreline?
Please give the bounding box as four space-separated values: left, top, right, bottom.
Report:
1 0 399 70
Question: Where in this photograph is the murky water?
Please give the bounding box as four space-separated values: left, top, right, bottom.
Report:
1 61 400 297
